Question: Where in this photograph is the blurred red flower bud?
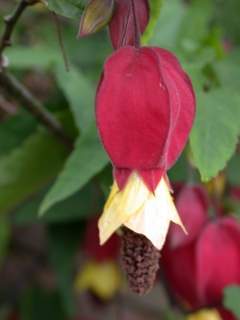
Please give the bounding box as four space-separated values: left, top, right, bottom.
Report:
168 185 209 249
96 46 195 191
84 217 120 262
8 313 19 320
229 186 240 201
218 308 236 320
196 218 240 306
79 0 114 37
162 217 240 315
109 0 149 48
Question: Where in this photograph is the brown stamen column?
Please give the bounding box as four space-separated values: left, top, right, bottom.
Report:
121 228 160 295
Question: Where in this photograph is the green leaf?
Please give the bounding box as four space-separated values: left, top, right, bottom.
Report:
214 0 240 44
190 89 240 181
224 286 240 318
0 128 68 214
149 0 186 49
214 49 240 92
54 64 94 132
177 0 213 52
142 0 162 44
0 217 10 265
20 287 66 320
226 154 240 186
168 153 189 182
48 223 84 316
40 124 108 214
46 0 84 19
96 164 112 198
7 46 60 69
0 110 37 156
13 182 104 225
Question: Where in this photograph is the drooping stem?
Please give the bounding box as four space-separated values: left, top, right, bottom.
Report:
0 0 38 67
0 1 73 149
130 0 141 47
51 12 70 72
0 72 73 150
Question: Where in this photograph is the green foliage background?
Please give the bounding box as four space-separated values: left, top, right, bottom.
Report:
0 0 240 318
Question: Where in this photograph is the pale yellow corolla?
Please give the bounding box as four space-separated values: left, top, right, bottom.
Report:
98 171 186 250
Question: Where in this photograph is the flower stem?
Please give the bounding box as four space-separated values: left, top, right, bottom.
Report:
130 0 141 47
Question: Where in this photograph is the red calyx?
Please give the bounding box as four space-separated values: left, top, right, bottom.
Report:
109 0 149 49
96 46 196 191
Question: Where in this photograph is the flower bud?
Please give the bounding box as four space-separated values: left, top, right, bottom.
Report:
79 0 114 37
197 217 240 306
162 217 240 313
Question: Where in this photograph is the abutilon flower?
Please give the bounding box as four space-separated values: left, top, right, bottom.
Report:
162 214 240 320
96 46 195 293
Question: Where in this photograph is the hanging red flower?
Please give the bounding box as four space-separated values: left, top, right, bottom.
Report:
163 216 240 319
96 46 196 250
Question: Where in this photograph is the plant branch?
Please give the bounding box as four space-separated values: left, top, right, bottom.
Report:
0 72 73 149
0 0 73 149
0 0 38 67
51 12 70 72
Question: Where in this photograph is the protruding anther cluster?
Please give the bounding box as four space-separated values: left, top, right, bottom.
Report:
121 228 160 295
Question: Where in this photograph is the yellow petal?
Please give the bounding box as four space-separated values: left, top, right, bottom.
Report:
98 172 149 245
125 178 185 250
155 178 186 233
98 172 186 249
75 261 121 300
186 309 222 320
